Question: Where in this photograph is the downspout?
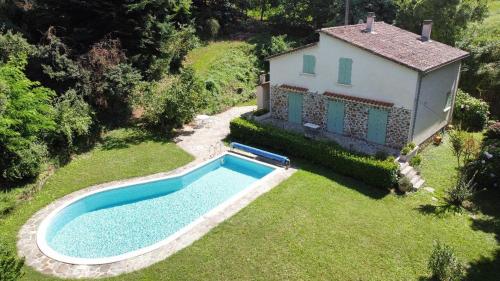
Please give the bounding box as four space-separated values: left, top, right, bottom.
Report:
410 72 423 142
448 63 462 125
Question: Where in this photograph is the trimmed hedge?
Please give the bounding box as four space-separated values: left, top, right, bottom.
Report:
230 118 398 189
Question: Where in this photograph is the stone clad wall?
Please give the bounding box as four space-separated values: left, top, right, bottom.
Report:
269 85 412 149
386 107 412 148
303 92 327 128
270 85 288 120
343 101 369 139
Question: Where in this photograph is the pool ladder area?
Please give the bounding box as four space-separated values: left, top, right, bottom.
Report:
208 143 225 159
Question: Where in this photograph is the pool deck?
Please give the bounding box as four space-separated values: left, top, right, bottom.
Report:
17 106 296 279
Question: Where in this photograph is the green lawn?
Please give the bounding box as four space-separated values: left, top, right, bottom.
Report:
2 130 498 280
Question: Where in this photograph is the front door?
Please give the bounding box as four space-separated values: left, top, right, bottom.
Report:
288 93 303 124
367 108 388 144
327 100 345 134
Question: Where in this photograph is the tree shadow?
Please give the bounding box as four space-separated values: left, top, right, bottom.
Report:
99 128 171 150
292 160 390 200
415 203 462 217
464 188 500 280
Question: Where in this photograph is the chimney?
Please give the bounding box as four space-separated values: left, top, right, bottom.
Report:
366 12 375 33
421 20 433 41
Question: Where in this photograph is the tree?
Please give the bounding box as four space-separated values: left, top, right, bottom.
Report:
141 67 208 132
395 0 488 45
456 25 500 118
0 56 56 181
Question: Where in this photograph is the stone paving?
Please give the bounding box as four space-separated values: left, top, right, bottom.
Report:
17 106 296 279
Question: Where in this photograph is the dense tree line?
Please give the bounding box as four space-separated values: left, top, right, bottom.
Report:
0 0 497 185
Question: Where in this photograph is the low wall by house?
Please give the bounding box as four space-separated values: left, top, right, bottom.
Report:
270 85 411 149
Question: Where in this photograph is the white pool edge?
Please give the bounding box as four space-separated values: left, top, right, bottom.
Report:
36 152 281 265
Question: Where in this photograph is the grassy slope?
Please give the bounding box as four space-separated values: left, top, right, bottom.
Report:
484 0 500 32
0 128 193 277
184 41 258 113
7 133 497 280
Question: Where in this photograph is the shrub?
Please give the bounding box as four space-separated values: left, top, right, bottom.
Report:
141 67 208 132
0 30 34 64
253 109 269 117
453 90 489 131
1 143 48 181
465 138 500 189
410 154 422 167
398 176 413 193
400 142 416 155
0 241 24 280
230 118 398 188
485 121 500 140
205 18 220 40
428 241 465 281
445 174 476 207
52 89 93 152
256 34 293 59
449 130 466 167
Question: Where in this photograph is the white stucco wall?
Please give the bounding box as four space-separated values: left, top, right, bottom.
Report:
412 61 461 144
269 34 419 109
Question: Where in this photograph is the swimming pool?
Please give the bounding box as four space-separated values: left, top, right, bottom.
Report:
37 153 276 265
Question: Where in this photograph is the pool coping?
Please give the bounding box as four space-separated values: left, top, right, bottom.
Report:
18 153 296 278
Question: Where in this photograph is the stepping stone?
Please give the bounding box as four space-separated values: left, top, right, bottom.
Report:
423 187 435 193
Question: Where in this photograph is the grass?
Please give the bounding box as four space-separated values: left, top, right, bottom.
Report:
484 0 500 32
2 130 497 280
184 41 259 114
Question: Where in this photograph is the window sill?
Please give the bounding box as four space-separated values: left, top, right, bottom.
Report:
336 82 352 88
443 106 451 112
300 72 316 77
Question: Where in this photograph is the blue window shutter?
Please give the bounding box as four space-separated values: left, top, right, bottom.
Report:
367 108 388 144
327 101 345 134
303 55 316 74
288 93 303 124
338 58 352 85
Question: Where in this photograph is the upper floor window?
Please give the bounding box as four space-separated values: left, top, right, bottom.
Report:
302 55 316 75
337 58 353 85
444 91 452 111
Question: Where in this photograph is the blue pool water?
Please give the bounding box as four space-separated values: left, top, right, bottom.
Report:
45 155 274 259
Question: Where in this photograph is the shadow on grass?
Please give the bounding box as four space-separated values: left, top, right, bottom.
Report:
292 159 390 200
465 188 500 281
100 128 171 150
415 203 463 217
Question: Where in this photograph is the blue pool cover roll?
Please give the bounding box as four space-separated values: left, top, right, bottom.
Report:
230 142 290 166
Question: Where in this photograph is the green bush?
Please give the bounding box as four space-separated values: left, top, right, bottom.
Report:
466 137 500 189
485 121 500 140
410 154 422 167
428 241 465 281
205 18 220 40
398 176 413 193
230 118 398 188
52 89 93 152
141 67 208 132
445 174 475 207
453 90 490 131
0 241 24 280
400 142 416 155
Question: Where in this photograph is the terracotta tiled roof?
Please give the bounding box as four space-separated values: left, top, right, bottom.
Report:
266 43 318 60
319 22 469 73
323 91 394 108
280 84 309 93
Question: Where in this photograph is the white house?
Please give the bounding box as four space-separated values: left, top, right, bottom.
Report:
258 13 469 151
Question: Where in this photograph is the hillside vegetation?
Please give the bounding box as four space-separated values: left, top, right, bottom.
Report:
184 41 258 114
